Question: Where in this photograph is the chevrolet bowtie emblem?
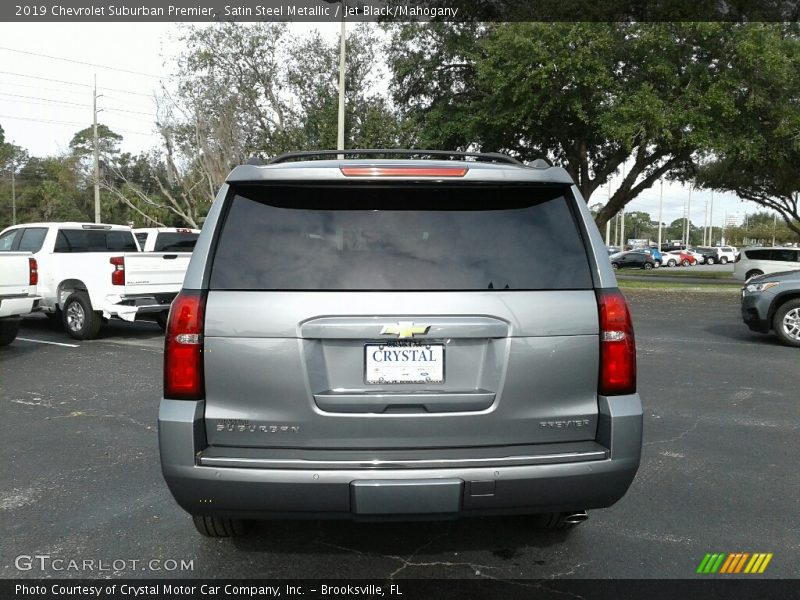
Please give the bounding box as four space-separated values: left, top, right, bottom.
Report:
380 321 430 339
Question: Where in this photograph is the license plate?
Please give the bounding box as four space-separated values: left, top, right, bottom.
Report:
364 343 444 384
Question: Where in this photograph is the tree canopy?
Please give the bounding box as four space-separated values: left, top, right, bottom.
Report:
386 22 800 231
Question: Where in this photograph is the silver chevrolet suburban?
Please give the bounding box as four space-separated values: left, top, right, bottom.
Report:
158 150 642 537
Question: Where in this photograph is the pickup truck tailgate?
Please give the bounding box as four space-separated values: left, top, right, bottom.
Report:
0 252 33 297
122 253 190 295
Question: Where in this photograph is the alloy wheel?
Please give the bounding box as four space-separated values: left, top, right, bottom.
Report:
782 308 800 341
66 301 85 332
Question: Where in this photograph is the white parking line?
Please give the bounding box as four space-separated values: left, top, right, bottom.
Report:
15 337 79 348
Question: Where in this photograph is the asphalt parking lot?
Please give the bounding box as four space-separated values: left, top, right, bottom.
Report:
1 290 798 580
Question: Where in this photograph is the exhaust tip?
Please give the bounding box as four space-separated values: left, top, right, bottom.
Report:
562 511 588 525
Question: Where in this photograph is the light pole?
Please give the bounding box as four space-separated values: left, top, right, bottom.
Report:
657 179 663 250
709 191 714 245
324 0 347 153
772 213 777 246
93 74 103 223
10 156 15 225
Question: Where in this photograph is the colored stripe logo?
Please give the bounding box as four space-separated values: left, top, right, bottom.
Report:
697 553 773 574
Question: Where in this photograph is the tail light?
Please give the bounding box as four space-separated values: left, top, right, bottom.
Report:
596 289 636 395
28 258 38 286
164 289 206 400
110 256 125 286
340 166 468 177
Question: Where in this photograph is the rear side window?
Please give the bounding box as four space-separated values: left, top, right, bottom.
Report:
17 228 47 252
0 229 19 251
745 249 770 260
54 229 137 253
154 232 199 252
210 184 593 291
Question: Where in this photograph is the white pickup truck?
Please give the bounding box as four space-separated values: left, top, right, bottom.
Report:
134 227 200 252
0 223 190 339
0 251 40 345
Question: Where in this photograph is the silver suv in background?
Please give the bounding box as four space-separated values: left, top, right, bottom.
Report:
158 150 643 537
741 270 800 347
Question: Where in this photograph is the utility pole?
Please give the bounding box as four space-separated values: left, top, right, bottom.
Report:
93 74 101 224
336 1 346 154
709 191 714 245
685 187 692 247
605 183 611 246
772 213 777 246
657 179 664 250
620 210 625 248
10 156 15 225
702 198 708 246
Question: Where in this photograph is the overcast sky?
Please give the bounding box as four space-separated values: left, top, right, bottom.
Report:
0 22 766 231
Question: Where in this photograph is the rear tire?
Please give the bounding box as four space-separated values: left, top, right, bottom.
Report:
772 299 800 348
0 320 21 346
611 262 619 270
681 259 691 267
720 257 729 265
62 292 102 340
192 515 248 537
531 512 586 531
706 257 715 265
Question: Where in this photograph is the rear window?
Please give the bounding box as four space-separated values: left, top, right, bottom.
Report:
209 184 593 291
154 232 199 252
54 229 137 253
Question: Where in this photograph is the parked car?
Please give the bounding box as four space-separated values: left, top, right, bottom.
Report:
0 223 191 339
609 250 656 270
693 246 716 263
733 247 800 281
644 247 662 267
159 150 642 537
661 250 696 267
683 249 706 265
741 270 800 347
0 250 40 345
134 227 201 253
698 245 737 265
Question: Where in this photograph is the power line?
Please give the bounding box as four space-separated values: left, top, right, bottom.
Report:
0 92 91 108
0 93 156 117
0 46 167 79
0 114 86 127
0 79 92 98
0 114 155 137
0 70 158 97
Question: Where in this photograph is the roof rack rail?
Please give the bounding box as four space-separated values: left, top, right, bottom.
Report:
267 149 525 166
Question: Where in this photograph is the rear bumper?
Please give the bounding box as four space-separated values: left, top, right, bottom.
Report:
102 293 177 321
159 395 642 520
0 295 40 319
